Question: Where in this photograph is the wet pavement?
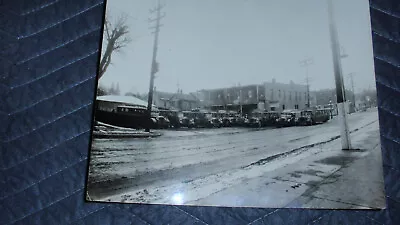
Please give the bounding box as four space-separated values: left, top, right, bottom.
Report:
86 109 385 209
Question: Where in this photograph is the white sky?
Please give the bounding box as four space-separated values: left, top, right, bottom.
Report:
99 0 376 95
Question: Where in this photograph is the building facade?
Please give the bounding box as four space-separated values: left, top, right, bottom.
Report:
196 80 318 113
150 89 201 111
197 84 266 114
313 88 355 105
264 79 309 112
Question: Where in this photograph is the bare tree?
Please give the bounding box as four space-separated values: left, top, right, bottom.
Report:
98 12 132 80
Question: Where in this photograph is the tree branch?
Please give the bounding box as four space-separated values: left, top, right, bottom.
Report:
98 12 132 80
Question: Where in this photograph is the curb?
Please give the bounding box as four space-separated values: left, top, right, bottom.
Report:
93 131 162 139
242 120 379 169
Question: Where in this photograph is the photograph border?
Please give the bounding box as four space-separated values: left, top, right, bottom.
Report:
1 0 399 224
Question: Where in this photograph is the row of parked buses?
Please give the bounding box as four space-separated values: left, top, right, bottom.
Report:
150 108 332 129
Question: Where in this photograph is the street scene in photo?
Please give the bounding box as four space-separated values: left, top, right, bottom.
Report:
87 0 385 209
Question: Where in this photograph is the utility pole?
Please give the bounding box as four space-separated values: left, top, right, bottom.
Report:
339 46 350 105
300 57 313 108
327 0 352 150
239 87 243 116
348 72 356 112
145 0 165 132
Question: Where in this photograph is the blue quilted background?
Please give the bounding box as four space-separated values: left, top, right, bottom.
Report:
1 0 399 224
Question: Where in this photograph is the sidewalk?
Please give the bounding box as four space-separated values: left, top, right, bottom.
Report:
288 143 385 209
188 121 385 209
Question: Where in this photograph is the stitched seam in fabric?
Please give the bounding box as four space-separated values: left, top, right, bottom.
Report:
7 187 85 224
373 31 400 44
247 209 280 224
370 4 400 19
111 207 153 225
172 206 209 225
309 212 333 224
1 157 87 201
386 196 400 204
377 81 400 94
1 130 89 171
10 51 97 90
18 1 103 39
374 56 400 67
8 75 95 115
365 215 388 225
20 0 62 16
382 134 400 145
18 27 100 65
66 206 107 225
4 102 92 142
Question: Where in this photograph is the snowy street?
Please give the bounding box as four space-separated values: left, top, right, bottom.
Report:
87 108 384 208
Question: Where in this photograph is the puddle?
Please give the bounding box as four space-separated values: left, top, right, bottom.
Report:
289 173 302 178
295 169 324 176
314 156 357 166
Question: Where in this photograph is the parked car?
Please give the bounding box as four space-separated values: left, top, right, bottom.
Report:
156 116 170 129
276 111 297 128
263 112 280 126
209 117 223 128
180 117 195 128
298 109 330 126
193 113 212 128
221 116 232 127
244 117 262 128
235 116 246 127
159 109 180 128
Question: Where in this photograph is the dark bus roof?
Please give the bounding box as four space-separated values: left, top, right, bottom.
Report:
117 105 147 109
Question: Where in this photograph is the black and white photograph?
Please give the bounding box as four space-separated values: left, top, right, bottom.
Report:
86 0 385 209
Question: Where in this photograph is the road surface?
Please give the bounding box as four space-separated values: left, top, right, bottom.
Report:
87 108 384 208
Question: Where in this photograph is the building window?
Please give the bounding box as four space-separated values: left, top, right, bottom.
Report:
282 104 286 110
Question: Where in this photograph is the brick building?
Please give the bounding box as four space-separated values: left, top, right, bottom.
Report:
264 79 311 112
197 84 266 114
196 79 319 113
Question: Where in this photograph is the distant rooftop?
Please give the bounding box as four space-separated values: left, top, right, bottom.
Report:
97 95 157 108
152 90 200 102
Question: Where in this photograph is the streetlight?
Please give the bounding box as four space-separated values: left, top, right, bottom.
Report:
327 0 352 150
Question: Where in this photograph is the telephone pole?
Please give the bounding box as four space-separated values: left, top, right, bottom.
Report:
145 0 165 132
300 57 313 108
327 0 352 150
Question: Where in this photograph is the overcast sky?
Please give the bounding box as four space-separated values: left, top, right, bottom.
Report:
99 0 376 95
